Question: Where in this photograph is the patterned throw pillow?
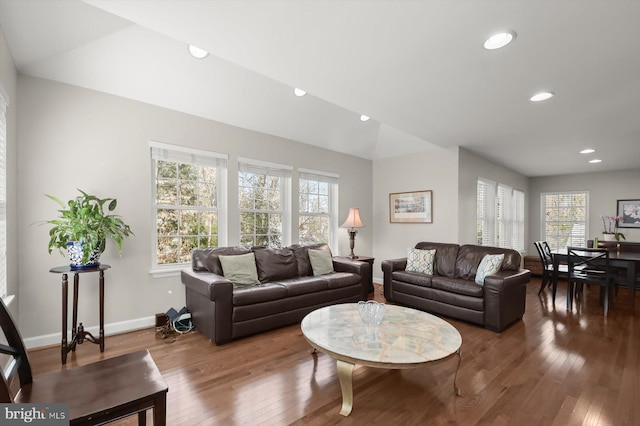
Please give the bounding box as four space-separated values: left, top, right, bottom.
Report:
405 248 436 275
475 253 505 285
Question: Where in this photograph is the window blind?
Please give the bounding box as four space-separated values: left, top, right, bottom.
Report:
0 91 7 297
477 178 496 246
150 142 227 168
299 168 339 184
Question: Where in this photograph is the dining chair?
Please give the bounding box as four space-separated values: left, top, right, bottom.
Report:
534 241 568 300
566 246 614 316
0 298 168 425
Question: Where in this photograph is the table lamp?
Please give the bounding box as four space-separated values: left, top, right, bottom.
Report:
341 208 364 259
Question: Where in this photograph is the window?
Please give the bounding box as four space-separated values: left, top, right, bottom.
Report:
238 158 292 247
541 191 588 251
477 178 525 251
299 169 339 249
0 89 7 298
151 142 227 272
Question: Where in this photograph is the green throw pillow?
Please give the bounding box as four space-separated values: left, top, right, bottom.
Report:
405 248 436 274
219 253 260 287
475 253 504 285
308 249 334 276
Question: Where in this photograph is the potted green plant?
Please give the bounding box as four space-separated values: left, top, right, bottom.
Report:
46 189 134 268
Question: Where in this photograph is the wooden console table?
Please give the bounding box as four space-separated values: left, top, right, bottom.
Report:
50 264 110 364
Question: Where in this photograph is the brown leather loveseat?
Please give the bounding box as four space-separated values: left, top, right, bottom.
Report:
181 243 370 344
382 242 530 332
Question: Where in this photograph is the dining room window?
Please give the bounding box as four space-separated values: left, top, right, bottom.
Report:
541 191 589 251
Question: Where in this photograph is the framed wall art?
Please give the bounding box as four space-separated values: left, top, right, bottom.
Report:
617 199 640 228
389 190 432 223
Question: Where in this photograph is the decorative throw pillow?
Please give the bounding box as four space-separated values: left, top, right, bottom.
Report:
308 248 334 276
405 248 436 275
218 253 260 287
475 253 505 285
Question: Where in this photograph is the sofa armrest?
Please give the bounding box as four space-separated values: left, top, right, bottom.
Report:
483 269 531 331
333 257 371 300
181 269 233 301
381 258 407 301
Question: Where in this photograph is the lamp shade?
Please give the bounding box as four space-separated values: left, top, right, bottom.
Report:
341 208 364 228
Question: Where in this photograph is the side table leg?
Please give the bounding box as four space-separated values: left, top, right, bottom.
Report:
99 269 105 352
336 360 355 416
72 273 79 351
61 273 68 365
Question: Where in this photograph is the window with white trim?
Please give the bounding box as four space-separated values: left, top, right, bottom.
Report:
151 142 227 270
0 90 7 297
298 169 339 249
238 158 291 247
541 191 588 251
477 178 525 251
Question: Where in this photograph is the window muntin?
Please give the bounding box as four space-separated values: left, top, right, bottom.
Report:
299 170 338 247
151 143 227 270
542 191 588 251
238 159 291 247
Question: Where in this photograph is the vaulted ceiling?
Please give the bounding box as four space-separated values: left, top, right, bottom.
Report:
2 0 639 177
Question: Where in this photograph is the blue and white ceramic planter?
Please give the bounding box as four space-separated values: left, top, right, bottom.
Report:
66 241 101 269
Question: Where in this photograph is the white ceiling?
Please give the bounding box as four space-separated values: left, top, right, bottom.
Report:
1 0 639 177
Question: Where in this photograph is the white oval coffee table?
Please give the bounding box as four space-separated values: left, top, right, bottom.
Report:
301 303 462 416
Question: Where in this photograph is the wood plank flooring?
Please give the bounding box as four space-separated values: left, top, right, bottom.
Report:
27 278 640 425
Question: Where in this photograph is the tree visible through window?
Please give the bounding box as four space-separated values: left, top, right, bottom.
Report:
542 191 588 251
299 170 338 246
238 160 291 247
151 143 227 268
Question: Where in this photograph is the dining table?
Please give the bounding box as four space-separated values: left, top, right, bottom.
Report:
552 247 639 310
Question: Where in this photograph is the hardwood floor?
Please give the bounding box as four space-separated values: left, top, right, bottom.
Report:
27 278 640 425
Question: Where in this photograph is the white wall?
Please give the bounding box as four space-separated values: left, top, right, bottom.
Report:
458 148 530 248
529 169 640 248
17 75 372 342
372 146 459 282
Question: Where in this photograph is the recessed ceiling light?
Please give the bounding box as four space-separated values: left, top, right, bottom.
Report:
530 92 555 102
294 88 307 97
483 31 516 50
589 159 602 163
580 149 595 154
188 45 208 59
360 114 370 122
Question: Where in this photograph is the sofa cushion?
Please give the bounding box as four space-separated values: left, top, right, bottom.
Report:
406 248 435 274
273 276 329 297
432 276 484 297
219 253 260 287
323 272 361 289
455 245 520 280
192 246 252 275
392 270 432 287
308 248 335 275
415 242 459 277
232 283 288 306
253 247 299 282
475 253 505 285
291 243 332 276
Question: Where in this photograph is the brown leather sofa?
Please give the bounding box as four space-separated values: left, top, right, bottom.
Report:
382 242 530 332
181 243 370 344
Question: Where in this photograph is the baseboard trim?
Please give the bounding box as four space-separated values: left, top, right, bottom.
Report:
23 315 156 349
